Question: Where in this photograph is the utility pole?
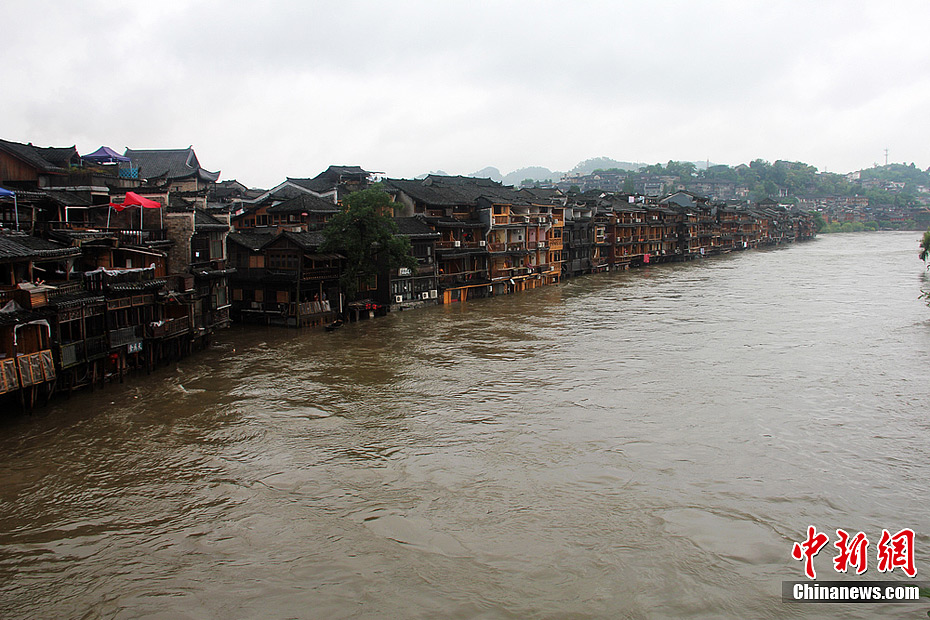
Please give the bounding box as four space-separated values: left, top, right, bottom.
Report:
884 148 889 166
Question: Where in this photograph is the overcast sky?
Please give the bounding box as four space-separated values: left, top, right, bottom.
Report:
4 1 929 188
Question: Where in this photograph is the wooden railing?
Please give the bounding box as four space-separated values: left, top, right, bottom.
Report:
0 358 18 394
109 325 141 348
146 316 190 339
301 267 340 281
86 335 109 359
58 341 84 368
294 300 334 317
15 350 55 390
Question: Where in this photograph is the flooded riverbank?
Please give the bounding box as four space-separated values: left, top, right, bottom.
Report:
1 232 928 619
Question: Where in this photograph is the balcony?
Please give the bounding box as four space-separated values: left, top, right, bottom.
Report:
208 307 231 328
301 266 340 281
146 316 190 339
86 335 109 359
293 300 333 318
16 350 56 388
51 222 169 244
46 280 84 300
106 294 154 312
109 325 142 348
58 341 84 368
0 358 19 394
0 350 56 391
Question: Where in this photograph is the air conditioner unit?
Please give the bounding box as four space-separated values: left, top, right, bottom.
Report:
454 240 461 247
394 295 403 304
478 240 486 247
421 291 430 300
429 289 437 299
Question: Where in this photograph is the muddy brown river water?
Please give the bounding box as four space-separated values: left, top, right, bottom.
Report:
1 232 928 619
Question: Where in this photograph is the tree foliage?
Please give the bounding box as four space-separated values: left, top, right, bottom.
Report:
321 187 416 300
919 228 930 263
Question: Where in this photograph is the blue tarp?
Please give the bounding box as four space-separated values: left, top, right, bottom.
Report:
0 187 13 197
84 146 130 163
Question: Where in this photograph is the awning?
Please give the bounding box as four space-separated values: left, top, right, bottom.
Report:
109 191 162 211
84 146 130 164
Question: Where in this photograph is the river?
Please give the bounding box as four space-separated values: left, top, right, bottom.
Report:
1 232 928 619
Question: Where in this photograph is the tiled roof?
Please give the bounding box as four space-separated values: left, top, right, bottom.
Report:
313 165 371 184
286 177 335 193
194 210 229 231
278 230 326 250
386 176 526 208
0 306 47 327
518 187 565 203
227 231 275 252
394 217 440 238
0 139 78 174
0 233 81 261
266 193 339 214
41 189 94 207
124 147 220 182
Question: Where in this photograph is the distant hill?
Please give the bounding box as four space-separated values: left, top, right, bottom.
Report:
414 169 450 180
469 166 503 182
467 165 559 186
457 157 715 186
570 157 645 174
502 166 558 186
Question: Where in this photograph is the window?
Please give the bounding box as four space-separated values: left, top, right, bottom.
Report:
360 275 378 291
267 252 298 271
214 286 228 308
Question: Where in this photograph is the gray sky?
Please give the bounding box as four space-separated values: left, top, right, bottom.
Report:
4 1 929 188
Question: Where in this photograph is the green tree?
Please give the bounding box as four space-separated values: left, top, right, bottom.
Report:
666 160 696 179
321 187 417 300
812 212 826 232
919 228 930 263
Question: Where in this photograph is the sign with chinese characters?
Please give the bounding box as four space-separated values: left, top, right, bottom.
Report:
791 526 916 579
